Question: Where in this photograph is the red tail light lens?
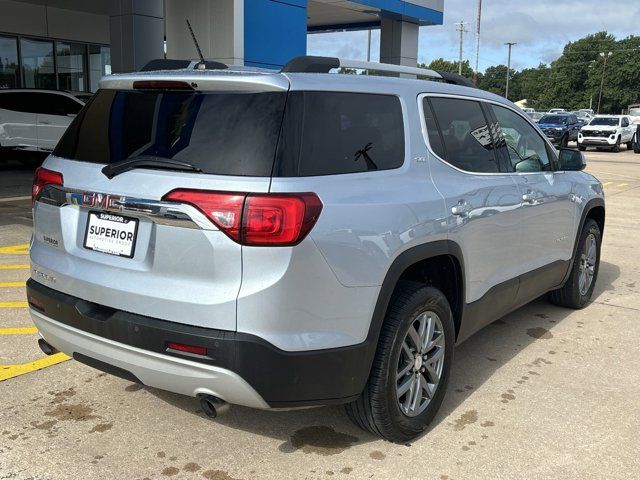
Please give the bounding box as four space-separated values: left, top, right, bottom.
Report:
32 167 63 205
162 189 246 242
162 190 322 246
166 341 207 356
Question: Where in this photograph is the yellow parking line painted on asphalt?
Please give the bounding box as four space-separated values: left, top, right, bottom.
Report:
0 243 29 255
618 183 629 187
0 327 38 335
0 264 29 270
0 281 26 288
0 353 70 382
0 301 28 308
603 182 613 186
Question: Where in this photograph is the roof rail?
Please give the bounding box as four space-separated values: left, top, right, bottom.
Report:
140 59 228 72
280 55 475 88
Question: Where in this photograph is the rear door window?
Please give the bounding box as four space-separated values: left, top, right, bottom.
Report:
427 97 500 173
274 92 404 176
54 89 288 177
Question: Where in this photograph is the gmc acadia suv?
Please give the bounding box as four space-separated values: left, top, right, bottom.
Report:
27 56 605 443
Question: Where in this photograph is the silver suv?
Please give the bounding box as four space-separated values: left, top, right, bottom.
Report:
27 56 605 443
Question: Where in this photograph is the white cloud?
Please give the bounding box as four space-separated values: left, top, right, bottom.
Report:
308 0 640 72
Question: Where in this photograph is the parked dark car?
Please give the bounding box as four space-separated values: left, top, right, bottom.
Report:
538 113 581 147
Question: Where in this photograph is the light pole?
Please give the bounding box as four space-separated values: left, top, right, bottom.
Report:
505 42 516 100
473 0 482 86
597 51 612 114
455 20 468 75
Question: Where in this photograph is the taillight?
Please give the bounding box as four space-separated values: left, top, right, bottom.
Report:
32 167 63 205
162 190 323 246
166 341 207 356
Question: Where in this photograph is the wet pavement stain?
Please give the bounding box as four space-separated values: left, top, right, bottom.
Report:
452 410 478 431
285 426 359 456
49 387 76 404
526 327 553 339
184 463 201 472
369 451 386 460
44 403 97 422
480 420 494 427
89 422 113 433
500 393 516 404
340 467 353 474
157 451 166 458
326 470 334 476
201 470 242 480
30 420 57 431
161 466 179 476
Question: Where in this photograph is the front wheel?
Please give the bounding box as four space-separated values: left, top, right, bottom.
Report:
549 219 601 309
345 283 454 443
612 137 621 153
560 135 569 148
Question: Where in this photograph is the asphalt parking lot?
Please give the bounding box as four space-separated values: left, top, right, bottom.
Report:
1 148 639 480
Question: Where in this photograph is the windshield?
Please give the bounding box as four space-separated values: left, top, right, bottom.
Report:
54 89 287 176
539 115 567 124
589 117 619 127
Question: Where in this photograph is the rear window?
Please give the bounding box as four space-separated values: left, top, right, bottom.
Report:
274 92 405 176
54 89 287 177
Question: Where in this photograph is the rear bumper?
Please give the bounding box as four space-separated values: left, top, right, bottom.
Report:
26 279 372 408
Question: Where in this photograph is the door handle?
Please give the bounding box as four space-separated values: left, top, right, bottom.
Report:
39 121 51 125
451 200 472 217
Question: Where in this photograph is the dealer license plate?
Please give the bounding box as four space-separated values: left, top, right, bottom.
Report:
84 211 139 258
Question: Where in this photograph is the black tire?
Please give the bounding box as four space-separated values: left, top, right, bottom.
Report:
549 218 601 309
345 283 455 443
635 134 640 154
578 145 587 152
626 141 633 150
612 137 621 153
560 135 569 148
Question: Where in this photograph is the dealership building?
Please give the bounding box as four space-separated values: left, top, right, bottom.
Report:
0 0 444 92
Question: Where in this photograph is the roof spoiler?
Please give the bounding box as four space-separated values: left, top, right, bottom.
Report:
139 59 228 72
280 55 476 88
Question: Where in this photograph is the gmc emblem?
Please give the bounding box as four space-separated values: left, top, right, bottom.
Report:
80 192 124 210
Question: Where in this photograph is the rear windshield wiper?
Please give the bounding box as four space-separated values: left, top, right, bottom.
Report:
102 155 203 179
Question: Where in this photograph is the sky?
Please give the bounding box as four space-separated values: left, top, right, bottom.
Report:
307 0 640 72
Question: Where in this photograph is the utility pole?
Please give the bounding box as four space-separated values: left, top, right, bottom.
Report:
505 42 516 100
455 20 468 75
366 29 372 62
473 0 482 86
597 51 612 114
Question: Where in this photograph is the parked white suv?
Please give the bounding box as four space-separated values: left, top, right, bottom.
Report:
0 89 85 155
578 115 636 152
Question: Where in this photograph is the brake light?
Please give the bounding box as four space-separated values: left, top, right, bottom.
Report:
32 167 63 205
162 190 322 246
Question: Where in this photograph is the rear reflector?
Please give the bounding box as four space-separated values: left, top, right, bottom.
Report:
162 190 323 246
32 167 63 205
166 341 207 356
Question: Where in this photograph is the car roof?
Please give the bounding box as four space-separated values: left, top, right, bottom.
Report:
0 88 84 102
99 67 515 109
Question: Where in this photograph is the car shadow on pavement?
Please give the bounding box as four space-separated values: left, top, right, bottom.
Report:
147 260 620 447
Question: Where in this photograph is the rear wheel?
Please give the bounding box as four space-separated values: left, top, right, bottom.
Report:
549 219 601 309
345 283 454 443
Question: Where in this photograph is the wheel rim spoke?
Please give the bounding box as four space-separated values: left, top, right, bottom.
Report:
395 310 445 417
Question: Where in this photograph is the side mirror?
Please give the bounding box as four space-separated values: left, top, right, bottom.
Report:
558 148 586 171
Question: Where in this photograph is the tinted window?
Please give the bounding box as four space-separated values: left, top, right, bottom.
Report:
36 93 83 116
621 117 629 127
0 36 20 88
491 105 551 173
422 98 445 159
55 89 287 176
0 92 37 113
428 98 499 173
274 92 404 176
